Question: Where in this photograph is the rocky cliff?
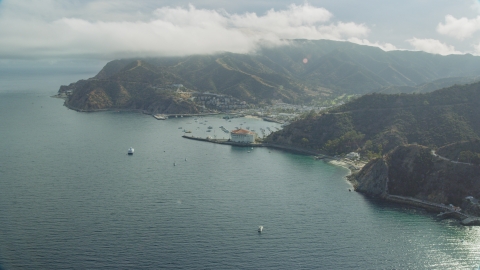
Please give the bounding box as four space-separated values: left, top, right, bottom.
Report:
349 158 388 197
352 144 480 214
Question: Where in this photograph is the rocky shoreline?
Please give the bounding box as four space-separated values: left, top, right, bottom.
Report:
349 145 480 226
258 143 480 226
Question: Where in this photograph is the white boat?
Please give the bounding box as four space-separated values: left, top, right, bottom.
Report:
128 147 134 155
153 114 167 120
258 226 263 232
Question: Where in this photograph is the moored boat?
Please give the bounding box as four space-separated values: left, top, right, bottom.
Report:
153 114 167 120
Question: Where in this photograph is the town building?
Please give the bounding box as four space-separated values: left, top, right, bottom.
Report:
230 129 257 143
346 152 360 160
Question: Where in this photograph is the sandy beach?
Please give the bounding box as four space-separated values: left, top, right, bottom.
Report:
327 158 366 173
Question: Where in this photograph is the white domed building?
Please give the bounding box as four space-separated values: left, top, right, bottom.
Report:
230 129 257 143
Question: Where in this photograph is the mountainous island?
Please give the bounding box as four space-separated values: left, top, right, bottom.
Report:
59 39 480 113
58 39 480 223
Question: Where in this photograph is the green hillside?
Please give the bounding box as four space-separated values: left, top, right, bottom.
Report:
437 140 480 164
266 82 480 157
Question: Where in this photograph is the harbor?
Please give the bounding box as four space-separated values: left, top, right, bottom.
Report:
182 135 331 156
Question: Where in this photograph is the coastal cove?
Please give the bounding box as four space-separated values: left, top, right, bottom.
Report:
1 74 480 269
182 131 480 226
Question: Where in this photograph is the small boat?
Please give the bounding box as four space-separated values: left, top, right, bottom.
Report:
258 226 263 233
128 147 134 155
153 114 167 120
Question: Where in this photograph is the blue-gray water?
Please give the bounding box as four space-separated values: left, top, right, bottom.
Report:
1 73 480 269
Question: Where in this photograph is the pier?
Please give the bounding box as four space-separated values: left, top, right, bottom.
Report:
155 112 221 119
182 135 326 155
384 194 480 225
182 135 262 147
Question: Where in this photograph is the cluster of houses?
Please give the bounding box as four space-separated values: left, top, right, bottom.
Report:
194 93 249 111
270 102 326 112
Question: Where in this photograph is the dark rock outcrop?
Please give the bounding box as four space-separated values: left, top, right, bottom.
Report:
351 158 388 197
462 196 480 216
352 144 480 207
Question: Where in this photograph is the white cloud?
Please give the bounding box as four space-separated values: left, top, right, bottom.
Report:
347 37 397 51
0 1 372 59
473 42 480 54
230 3 333 28
437 14 480 40
407 38 461 55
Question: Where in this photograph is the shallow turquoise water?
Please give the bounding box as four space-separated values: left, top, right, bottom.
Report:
1 74 480 269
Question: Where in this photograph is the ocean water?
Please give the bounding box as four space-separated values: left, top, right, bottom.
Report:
1 73 480 269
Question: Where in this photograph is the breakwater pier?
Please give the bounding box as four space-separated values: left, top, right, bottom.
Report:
384 194 480 225
181 135 322 155
152 112 221 119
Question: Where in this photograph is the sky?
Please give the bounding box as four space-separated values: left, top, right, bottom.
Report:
1 0 480 65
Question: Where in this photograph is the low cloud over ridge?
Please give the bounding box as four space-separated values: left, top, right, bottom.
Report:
407 38 461 55
0 1 374 59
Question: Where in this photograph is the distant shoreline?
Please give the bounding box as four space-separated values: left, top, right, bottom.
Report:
181 135 366 173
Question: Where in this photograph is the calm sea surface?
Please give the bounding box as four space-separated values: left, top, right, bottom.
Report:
1 73 480 269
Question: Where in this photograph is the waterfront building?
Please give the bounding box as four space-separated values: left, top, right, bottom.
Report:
230 129 257 143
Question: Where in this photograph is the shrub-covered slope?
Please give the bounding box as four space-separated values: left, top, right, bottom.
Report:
267 82 480 156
